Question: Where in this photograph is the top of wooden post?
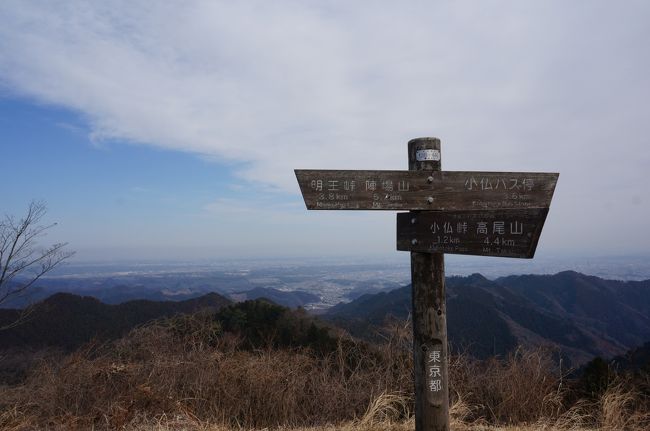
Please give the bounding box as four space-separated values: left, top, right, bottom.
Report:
408 137 441 171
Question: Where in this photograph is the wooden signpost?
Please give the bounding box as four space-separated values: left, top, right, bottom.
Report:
295 137 558 431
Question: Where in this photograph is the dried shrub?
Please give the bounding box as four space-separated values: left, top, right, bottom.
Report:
0 313 411 429
1 313 649 430
449 347 566 424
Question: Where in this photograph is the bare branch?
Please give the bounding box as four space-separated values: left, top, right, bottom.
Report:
0 201 74 328
3 242 70 284
0 303 38 331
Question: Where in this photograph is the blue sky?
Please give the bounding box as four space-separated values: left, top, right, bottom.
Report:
1 96 323 260
2 98 241 256
1 1 649 261
1 96 392 261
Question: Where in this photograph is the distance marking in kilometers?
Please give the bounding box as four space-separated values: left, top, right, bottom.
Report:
295 170 558 211
396 208 549 258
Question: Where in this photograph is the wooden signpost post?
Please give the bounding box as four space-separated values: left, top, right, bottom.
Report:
295 137 558 431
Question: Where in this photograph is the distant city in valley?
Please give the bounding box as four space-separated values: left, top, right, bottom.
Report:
9 254 650 311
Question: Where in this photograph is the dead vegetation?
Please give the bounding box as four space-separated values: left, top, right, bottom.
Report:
0 311 648 430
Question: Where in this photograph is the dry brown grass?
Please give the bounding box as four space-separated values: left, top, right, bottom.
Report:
0 313 648 431
0 314 412 430
448 347 566 424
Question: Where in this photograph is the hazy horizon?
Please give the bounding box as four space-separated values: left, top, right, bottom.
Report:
36 252 650 283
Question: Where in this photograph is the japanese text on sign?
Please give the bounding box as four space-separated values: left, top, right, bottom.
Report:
396 208 549 258
427 349 443 393
296 170 558 211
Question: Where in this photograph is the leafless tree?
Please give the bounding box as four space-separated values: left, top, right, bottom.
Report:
0 201 74 328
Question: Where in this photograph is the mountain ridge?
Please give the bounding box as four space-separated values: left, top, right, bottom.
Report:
0 291 232 350
325 271 650 364
2 270 649 366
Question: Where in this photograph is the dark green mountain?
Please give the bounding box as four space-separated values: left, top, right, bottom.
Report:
325 271 650 364
3 271 648 366
229 287 320 308
214 299 337 354
0 292 231 350
496 271 650 353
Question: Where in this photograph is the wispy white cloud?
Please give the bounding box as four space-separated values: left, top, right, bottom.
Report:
1 1 649 254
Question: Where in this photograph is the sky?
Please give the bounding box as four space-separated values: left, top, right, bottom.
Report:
1 1 649 262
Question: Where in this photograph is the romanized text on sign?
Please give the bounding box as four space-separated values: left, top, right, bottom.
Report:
397 208 549 258
295 170 558 211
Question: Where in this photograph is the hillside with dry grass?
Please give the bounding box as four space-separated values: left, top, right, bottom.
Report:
1 299 648 430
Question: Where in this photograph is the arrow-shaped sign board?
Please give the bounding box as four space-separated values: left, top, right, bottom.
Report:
295 170 558 211
396 208 549 258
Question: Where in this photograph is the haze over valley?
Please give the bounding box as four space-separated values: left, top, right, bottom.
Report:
7 254 649 311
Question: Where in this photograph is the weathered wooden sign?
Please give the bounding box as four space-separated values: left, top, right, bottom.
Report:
396 208 549 258
295 137 558 431
295 169 558 211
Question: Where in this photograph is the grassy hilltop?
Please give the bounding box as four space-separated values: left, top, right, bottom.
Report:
1 298 649 430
